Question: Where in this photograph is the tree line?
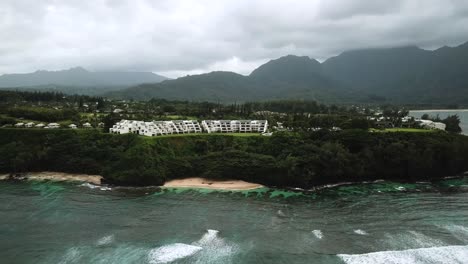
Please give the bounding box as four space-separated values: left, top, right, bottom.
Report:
1 129 467 188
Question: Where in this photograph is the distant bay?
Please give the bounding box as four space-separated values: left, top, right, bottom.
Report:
410 109 468 135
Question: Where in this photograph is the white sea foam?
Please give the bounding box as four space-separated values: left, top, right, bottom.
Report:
338 245 468 264
192 229 239 263
312 230 323 239
277 210 286 217
442 225 468 242
79 183 112 191
383 231 445 249
147 229 239 264
148 243 202 264
313 182 353 191
96 235 114 246
80 183 99 189
195 229 219 246
354 229 368 235
58 247 82 264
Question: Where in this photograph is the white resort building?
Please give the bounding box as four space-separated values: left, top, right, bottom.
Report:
417 119 446 131
45 123 60 129
110 120 203 136
201 120 268 133
83 122 92 128
110 119 269 136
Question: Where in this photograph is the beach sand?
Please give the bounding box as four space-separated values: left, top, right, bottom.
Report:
163 177 263 190
0 172 102 185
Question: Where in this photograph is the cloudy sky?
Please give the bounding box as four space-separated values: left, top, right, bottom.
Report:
1 0 468 78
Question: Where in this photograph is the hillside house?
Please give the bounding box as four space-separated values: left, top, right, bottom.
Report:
110 120 202 136
418 119 446 131
46 123 60 129
201 120 268 133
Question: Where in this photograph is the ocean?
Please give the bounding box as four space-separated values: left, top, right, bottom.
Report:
1 179 468 263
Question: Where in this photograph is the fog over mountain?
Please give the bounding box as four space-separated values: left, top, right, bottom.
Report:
108 42 468 104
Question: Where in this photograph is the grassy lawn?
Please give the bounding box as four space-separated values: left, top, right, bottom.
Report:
165 115 199 120
370 128 436 133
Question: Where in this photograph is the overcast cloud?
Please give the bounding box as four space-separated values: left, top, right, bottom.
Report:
1 0 468 77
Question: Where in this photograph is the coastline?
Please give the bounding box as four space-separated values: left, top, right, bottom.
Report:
163 177 263 190
0 172 102 185
409 109 468 112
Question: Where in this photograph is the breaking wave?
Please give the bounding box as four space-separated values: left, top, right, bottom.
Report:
191 229 239 263
96 235 115 246
354 229 368 235
148 229 239 264
148 243 203 264
338 245 468 264
381 231 445 250
79 183 112 191
442 224 468 243
312 230 323 239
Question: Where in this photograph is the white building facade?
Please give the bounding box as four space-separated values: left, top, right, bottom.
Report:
110 119 268 136
110 120 202 136
201 120 268 133
418 119 446 131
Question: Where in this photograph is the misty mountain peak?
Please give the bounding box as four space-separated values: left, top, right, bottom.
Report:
249 54 322 82
67 66 88 73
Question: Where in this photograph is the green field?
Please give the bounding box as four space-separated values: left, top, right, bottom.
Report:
370 128 436 133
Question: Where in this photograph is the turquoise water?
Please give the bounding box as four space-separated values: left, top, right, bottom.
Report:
410 109 468 135
1 179 468 263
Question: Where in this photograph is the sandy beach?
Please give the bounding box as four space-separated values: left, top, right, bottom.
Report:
0 172 102 185
163 177 263 190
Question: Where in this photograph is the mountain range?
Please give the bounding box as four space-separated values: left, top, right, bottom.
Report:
2 42 468 105
0 67 168 88
108 41 468 104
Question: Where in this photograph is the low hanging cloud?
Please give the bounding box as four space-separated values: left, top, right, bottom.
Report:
1 0 468 77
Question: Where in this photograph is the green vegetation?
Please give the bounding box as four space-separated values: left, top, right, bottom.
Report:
371 128 435 133
421 113 463 134
106 43 468 105
6 107 79 123
1 129 467 188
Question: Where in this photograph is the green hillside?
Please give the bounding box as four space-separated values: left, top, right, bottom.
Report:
109 42 468 105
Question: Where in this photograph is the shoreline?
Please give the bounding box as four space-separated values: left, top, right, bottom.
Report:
0 172 102 185
409 109 468 112
163 177 263 190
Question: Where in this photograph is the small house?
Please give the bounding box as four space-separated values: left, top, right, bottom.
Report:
14 123 24 127
25 122 35 128
47 123 60 129
83 122 92 128
69 124 77 129
418 120 446 131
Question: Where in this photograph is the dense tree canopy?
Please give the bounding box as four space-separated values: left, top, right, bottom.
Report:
1 129 467 188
